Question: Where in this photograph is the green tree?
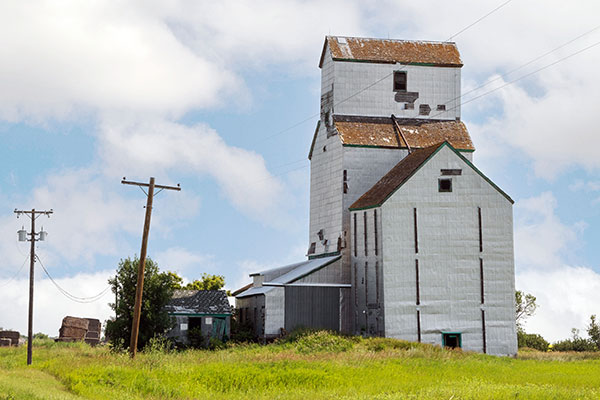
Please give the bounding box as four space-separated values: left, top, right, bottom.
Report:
517 331 549 351
587 314 600 349
185 273 225 290
105 256 177 351
515 290 538 331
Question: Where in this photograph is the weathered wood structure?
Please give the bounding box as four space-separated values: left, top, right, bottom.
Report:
236 36 517 355
166 290 231 346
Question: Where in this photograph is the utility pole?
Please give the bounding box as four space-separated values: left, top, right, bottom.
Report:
14 208 53 366
121 177 180 358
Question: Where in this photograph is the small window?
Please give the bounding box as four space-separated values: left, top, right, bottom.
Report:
441 169 462 176
205 317 212 325
437 104 446 111
442 332 462 349
439 178 452 192
180 323 188 331
405 103 414 110
393 71 407 91
419 104 431 116
307 242 316 255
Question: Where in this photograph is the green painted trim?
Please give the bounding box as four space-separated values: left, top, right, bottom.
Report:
442 332 462 348
349 143 447 211
332 58 463 68
168 313 231 317
342 143 474 152
308 120 321 160
291 254 341 283
451 146 514 204
307 251 340 260
348 142 513 211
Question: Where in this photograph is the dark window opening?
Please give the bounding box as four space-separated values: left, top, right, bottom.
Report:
307 242 316 255
439 178 452 192
393 71 407 91
405 103 414 110
419 104 431 116
442 333 462 349
441 169 462 176
437 104 446 111
322 146 327 152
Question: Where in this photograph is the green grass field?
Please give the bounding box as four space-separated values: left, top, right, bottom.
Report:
1 332 599 399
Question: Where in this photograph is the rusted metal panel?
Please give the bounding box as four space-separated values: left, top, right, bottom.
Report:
325 36 463 67
334 115 474 151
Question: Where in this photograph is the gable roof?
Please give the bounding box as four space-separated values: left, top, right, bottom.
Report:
335 115 474 151
350 142 513 211
319 36 463 68
236 255 341 298
166 290 231 315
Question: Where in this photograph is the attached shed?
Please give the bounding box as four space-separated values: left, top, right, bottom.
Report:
166 290 231 346
235 255 351 339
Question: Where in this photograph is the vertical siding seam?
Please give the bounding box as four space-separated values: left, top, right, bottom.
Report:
417 310 422 343
353 213 357 257
482 309 487 354
374 209 378 256
480 258 484 304
416 259 420 305
478 206 483 253
364 212 368 256
414 207 419 254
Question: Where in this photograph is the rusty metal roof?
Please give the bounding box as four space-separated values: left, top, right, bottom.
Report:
350 144 443 210
320 36 463 68
334 115 474 151
350 142 513 210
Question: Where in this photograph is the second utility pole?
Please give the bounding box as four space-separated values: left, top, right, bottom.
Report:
121 177 180 359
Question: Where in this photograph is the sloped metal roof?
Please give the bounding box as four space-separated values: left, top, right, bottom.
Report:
166 290 231 315
334 115 474 151
350 142 513 210
320 36 463 68
236 255 341 298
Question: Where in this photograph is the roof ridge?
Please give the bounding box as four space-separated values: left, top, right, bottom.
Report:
327 35 457 46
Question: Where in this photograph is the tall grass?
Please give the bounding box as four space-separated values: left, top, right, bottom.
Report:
1 332 600 399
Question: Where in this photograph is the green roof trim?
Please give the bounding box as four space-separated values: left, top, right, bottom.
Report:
168 313 231 317
332 58 462 68
307 251 340 260
349 142 513 211
342 143 474 152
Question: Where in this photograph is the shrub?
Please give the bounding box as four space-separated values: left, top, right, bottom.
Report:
187 326 205 349
552 338 597 352
517 331 549 352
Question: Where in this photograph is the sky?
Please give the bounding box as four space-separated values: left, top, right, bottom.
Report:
0 0 599 342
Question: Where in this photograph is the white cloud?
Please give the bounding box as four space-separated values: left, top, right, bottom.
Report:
514 192 600 341
0 270 113 336
99 117 290 223
154 247 214 281
517 266 600 342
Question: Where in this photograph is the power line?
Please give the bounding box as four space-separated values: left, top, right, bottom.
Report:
439 23 600 114
257 2 518 144
0 255 29 288
445 0 515 42
428 38 600 120
35 255 111 303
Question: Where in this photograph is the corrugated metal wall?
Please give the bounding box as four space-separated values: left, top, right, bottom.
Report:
285 287 340 331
